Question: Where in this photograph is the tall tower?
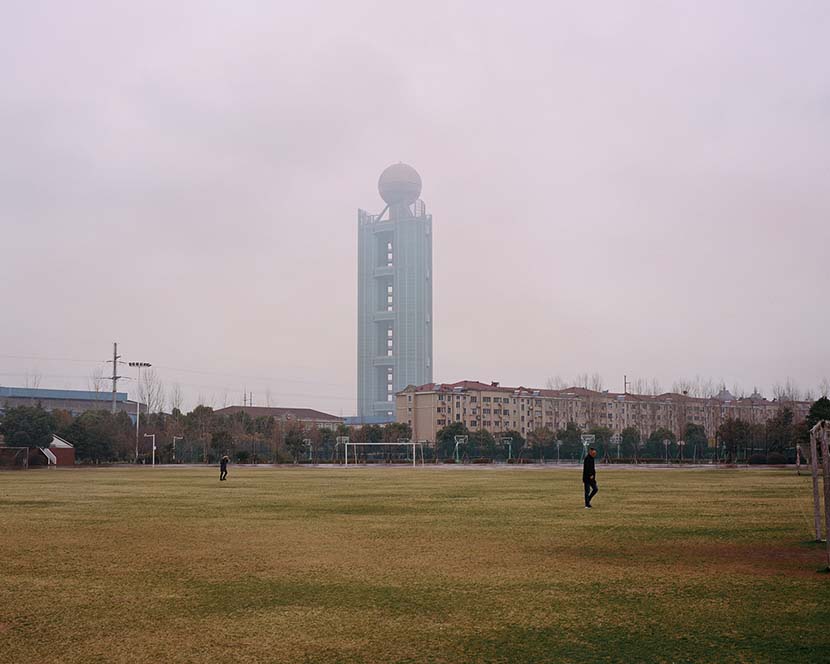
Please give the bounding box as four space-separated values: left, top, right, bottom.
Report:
357 163 433 419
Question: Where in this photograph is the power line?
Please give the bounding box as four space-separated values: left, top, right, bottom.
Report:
0 371 356 404
0 353 103 363
0 353 352 389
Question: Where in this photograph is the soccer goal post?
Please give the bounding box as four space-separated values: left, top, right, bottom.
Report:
344 440 425 467
0 447 29 470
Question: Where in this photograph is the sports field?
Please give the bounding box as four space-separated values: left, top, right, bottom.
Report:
1 466 828 663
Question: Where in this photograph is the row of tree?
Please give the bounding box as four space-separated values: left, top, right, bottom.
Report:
436 398 830 462
2 397 829 464
0 404 415 464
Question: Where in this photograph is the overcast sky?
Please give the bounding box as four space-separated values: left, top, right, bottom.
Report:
2 0 828 413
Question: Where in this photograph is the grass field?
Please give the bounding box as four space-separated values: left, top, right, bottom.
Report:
2 466 829 663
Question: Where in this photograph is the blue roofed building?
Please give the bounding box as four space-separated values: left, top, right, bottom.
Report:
0 387 145 421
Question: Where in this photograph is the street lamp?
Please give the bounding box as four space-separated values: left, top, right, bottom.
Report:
128 361 151 462
677 439 686 464
144 433 156 466
555 439 562 464
172 436 183 463
453 435 467 463
663 439 671 465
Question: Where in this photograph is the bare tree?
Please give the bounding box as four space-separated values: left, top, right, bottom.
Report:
24 370 42 389
730 382 746 399
649 378 662 396
672 378 695 395
573 373 589 389
589 373 604 392
546 375 566 390
670 376 722 398
820 378 830 398
88 366 105 393
633 378 648 395
773 378 803 402
169 383 184 412
139 368 165 413
265 387 273 406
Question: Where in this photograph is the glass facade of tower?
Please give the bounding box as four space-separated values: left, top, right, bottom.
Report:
357 200 432 418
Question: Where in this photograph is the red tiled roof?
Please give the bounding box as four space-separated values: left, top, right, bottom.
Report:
400 380 791 405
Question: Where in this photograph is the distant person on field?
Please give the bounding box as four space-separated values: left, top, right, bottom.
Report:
220 455 229 481
583 447 598 508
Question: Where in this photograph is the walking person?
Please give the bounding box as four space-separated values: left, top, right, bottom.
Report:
219 455 229 481
583 447 598 508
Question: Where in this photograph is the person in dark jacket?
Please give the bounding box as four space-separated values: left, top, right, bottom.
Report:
219 455 229 481
583 447 598 508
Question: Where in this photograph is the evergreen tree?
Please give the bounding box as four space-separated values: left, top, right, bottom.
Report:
0 405 55 448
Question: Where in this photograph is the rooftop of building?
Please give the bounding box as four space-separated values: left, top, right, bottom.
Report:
214 406 342 422
399 380 809 405
344 414 395 426
0 386 130 402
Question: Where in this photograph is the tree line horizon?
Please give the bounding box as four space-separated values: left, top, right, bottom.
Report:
2 397 829 466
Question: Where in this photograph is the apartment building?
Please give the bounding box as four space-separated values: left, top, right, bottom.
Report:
396 380 811 443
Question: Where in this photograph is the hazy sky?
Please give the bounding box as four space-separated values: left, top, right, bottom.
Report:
2 1 828 413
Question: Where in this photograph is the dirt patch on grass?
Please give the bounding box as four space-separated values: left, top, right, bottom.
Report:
655 541 823 577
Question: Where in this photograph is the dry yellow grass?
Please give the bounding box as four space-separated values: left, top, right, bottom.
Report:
1 466 829 663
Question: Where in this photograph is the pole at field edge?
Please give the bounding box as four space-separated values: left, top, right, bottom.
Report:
819 423 830 569
810 426 822 542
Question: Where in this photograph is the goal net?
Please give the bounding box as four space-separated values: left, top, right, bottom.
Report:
343 441 425 466
0 447 29 470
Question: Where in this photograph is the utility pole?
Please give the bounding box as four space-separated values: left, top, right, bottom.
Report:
107 342 122 413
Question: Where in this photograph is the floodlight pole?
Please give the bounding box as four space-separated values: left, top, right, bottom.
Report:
172 436 182 463
144 434 156 467
128 361 151 462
